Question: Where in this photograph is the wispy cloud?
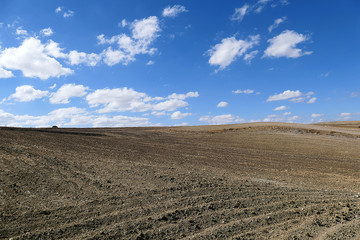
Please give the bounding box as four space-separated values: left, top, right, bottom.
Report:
268 16 287 32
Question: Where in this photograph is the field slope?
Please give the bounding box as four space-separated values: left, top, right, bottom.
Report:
1 122 360 239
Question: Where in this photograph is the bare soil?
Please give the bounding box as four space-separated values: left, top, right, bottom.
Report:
1 122 360 239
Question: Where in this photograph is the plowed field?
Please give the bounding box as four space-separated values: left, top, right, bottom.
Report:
1 122 360 239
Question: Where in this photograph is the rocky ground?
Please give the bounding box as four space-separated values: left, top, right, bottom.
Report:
1 122 360 239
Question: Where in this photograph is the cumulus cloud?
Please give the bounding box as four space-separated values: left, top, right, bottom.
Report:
16 27 28 36
67 50 101 66
263 111 297 122
8 85 49 102
92 115 151 127
273 105 288 111
49 84 88 104
338 112 360 120
231 4 250 22
0 107 153 128
0 107 86 127
146 60 154 65
311 113 324 118
268 16 287 32
207 35 260 70
267 90 302 101
171 111 192 119
162 5 188 18
40 27 54 36
44 40 100 66
86 87 199 113
0 37 73 80
217 101 229 107
199 114 245 125
267 90 316 104
287 115 299 122
0 67 14 78
264 30 312 58
233 89 255 94
120 19 127 27
98 16 160 66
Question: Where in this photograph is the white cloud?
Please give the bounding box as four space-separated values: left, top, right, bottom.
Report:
50 84 88 104
200 114 245 125
243 50 258 64
273 105 288 111
311 113 324 118
254 0 272 13
350 92 358 98
40 27 54 36
340 112 352 117
231 4 250 22
146 60 154 65
268 16 287 32
0 67 14 78
231 0 287 22
288 115 299 122
175 122 189 126
0 37 73 80
0 107 86 127
320 72 330 77
102 47 132 66
152 99 188 112
49 84 57 90
150 111 167 117
268 90 316 104
267 90 302 101
0 107 153 128
338 112 360 120
44 40 67 58
263 30 312 58
67 50 101 66
217 101 228 108
55 6 63 13
16 27 28 36
263 111 295 122
120 19 127 27
307 97 317 104
92 115 151 127
162 5 188 18
99 16 160 66
132 16 160 41
167 92 199 100
86 87 199 113
233 89 255 94
8 85 49 102
171 111 192 119
208 35 260 70
63 10 74 18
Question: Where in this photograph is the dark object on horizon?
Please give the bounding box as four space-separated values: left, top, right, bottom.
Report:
52 126 59 129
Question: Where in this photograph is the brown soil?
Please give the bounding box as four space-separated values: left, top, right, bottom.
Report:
1 122 360 239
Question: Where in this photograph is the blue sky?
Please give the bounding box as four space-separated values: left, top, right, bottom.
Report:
0 0 359 127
